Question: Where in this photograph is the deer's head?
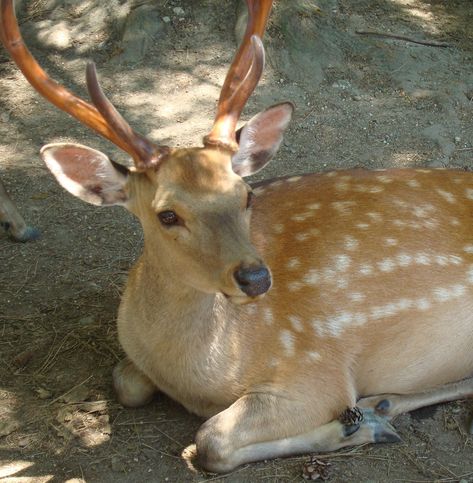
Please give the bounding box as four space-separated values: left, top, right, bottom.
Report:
0 0 292 302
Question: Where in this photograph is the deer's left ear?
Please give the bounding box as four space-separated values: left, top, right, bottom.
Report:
231 102 294 177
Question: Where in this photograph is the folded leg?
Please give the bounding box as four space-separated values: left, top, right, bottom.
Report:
195 393 399 473
358 376 473 419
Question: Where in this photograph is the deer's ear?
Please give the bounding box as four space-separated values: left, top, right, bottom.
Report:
231 102 294 177
41 143 130 206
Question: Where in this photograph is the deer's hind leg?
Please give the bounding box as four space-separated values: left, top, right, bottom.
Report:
195 392 400 473
357 376 473 422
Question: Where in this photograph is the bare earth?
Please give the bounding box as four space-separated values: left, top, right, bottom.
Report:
1 0 472 481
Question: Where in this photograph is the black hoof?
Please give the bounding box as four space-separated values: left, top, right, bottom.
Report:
343 423 360 437
374 423 401 444
375 399 391 414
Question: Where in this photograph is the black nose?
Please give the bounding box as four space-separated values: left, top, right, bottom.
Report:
234 265 271 297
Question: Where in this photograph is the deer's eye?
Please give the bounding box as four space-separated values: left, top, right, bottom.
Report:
158 210 180 226
246 191 254 209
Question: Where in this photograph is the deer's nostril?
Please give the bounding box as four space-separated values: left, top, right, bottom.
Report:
234 265 271 296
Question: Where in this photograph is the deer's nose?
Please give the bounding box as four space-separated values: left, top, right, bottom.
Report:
234 265 271 296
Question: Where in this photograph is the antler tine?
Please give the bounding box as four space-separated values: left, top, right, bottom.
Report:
0 0 168 169
86 63 170 170
203 0 273 152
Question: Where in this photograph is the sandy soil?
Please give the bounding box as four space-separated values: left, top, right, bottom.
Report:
1 0 472 481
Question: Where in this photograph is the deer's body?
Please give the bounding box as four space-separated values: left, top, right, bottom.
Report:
117 166 473 425
2 0 472 473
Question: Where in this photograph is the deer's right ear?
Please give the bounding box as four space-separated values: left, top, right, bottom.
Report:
231 102 294 177
41 143 130 207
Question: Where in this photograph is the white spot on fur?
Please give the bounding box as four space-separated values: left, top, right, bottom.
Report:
448 255 463 265
332 201 356 215
415 253 431 266
289 315 303 332
268 357 280 368
287 257 300 269
325 171 337 177
279 330 295 356
273 224 284 234
288 281 303 292
336 278 349 289
432 284 466 302
450 218 460 226
416 169 431 173
253 186 265 195
378 258 396 272
407 179 420 188
309 228 321 237
466 189 473 200
291 214 309 222
325 311 354 336
303 269 320 285
307 202 321 210
359 264 373 276
356 223 370 230
377 175 393 183
296 232 311 242
269 180 283 188
287 176 302 183
306 351 322 362
385 238 398 247
396 253 412 267
436 189 456 203
416 298 431 311
335 182 350 192
367 212 383 222
334 254 351 272
344 235 359 251
463 267 473 290
464 245 473 254
349 292 365 303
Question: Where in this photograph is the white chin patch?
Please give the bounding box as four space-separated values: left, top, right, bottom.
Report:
228 293 265 305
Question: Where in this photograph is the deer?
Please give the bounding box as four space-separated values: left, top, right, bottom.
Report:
1 0 473 473
0 177 39 241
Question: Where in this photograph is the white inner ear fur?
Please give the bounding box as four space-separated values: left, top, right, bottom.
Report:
231 102 293 178
41 143 129 207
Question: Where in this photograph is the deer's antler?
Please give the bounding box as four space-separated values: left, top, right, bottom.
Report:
0 0 169 169
203 0 273 152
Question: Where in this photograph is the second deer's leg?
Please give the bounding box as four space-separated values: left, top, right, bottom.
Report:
357 376 473 419
113 358 157 408
0 178 40 242
195 393 400 473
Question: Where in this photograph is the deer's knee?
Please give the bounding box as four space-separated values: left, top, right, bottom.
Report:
113 358 156 408
195 420 236 473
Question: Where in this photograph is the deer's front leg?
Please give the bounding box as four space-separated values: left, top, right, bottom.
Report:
113 358 157 408
195 393 400 473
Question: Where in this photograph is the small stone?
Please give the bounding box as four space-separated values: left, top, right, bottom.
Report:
13 349 34 368
0 419 20 437
454 136 461 143
35 387 53 400
61 385 90 404
173 7 185 15
162 16 171 23
111 455 125 472
78 315 95 325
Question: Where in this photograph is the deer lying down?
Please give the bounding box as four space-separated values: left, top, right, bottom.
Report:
1 0 472 473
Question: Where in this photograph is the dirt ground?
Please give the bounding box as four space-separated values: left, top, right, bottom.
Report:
1 0 472 481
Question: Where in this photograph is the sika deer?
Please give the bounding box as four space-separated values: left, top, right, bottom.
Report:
1 0 472 473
